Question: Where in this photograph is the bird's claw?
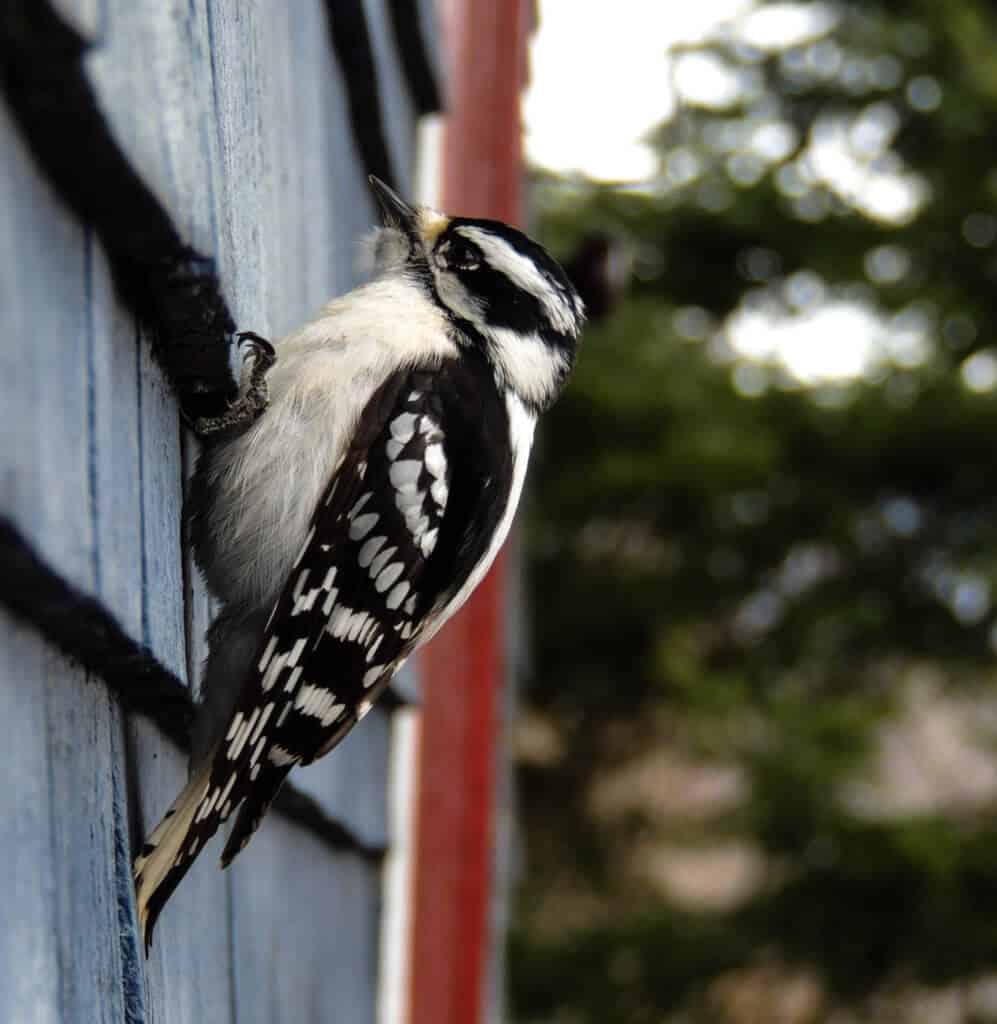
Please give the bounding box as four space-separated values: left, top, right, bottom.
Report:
193 331 277 438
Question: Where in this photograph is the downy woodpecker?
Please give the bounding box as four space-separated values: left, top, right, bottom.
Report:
133 177 584 948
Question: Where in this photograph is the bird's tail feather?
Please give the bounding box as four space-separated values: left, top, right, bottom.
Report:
220 763 292 868
133 758 214 953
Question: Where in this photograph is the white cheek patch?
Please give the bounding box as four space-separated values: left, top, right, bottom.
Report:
484 326 570 410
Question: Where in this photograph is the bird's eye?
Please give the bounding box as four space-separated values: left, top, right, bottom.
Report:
446 240 480 272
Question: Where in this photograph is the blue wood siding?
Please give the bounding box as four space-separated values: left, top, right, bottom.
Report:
1 0 430 1019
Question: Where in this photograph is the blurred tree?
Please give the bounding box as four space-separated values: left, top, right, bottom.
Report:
511 2 997 1021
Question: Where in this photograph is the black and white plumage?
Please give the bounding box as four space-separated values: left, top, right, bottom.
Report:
133 178 584 948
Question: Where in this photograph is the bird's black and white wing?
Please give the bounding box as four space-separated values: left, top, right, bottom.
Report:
135 355 524 945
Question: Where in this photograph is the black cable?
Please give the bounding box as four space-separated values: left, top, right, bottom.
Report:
0 2 238 423
0 518 385 863
323 0 400 190
0 518 194 748
386 0 443 116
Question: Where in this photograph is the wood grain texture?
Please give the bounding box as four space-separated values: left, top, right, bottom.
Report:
1 0 434 1017
0 66 126 1024
229 815 381 1024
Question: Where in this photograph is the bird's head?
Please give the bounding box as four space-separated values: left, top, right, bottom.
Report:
369 176 584 412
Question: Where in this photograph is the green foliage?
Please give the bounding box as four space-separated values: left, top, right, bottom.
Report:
511 1 997 1019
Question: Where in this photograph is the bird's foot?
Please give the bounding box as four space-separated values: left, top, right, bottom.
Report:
193 332 276 438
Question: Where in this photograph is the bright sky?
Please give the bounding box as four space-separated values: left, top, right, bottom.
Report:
524 0 754 182
522 1 963 388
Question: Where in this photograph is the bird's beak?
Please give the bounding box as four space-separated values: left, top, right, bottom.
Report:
369 175 418 233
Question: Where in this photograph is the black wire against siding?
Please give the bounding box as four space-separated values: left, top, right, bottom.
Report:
386 0 443 116
0 518 385 863
323 0 400 190
0 3 238 423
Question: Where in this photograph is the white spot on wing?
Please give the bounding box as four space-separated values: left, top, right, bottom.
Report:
258 636 278 673
250 703 276 744
284 665 303 692
295 684 345 726
418 415 441 439
420 528 438 557
390 413 418 442
386 581 410 609
358 535 387 568
287 637 307 667
219 771 238 808
363 666 383 688
292 569 310 601
250 736 267 766
269 744 297 767
369 546 398 578
425 444 445 478
349 513 379 540
195 787 219 823
327 605 376 645
376 562 405 593
226 713 244 743
389 460 422 488
395 490 424 516
230 709 260 759
430 479 448 507
261 652 288 692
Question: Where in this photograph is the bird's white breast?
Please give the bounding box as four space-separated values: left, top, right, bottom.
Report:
202 276 458 613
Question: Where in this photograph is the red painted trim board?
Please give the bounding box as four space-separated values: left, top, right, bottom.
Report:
408 1 531 1021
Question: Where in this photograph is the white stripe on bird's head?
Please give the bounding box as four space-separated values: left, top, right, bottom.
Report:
453 225 584 338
